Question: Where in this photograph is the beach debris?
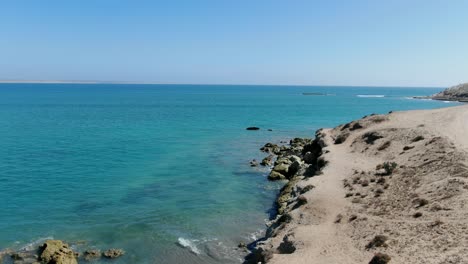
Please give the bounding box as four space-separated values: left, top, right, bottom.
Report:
369 253 391 264
39 240 78 264
103 248 125 259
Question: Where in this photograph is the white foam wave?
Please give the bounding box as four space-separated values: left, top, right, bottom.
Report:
177 237 201 255
20 236 53 251
356 95 385 98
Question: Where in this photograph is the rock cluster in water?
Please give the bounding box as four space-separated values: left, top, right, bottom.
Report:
0 240 124 264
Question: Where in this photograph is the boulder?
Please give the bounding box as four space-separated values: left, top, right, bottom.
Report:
39 240 77 264
268 171 286 181
287 160 303 177
272 163 289 176
260 155 274 166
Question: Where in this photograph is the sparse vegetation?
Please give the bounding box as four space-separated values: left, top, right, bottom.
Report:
413 212 423 218
383 162 397 174
350 122 363 130
403 145 414 151
411 135 425 142
362 132 383 145
377 141 391 151
366 235 388 249
369 253 391 264
334 133 349 144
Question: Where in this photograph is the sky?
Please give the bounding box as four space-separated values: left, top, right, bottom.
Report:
1 0 467 87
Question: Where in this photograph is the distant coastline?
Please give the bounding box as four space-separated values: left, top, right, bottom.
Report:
0 80 447 88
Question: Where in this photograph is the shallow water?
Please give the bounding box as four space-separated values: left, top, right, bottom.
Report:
0 84 457 263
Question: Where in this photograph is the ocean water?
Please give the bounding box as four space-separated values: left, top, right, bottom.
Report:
0 84 458 263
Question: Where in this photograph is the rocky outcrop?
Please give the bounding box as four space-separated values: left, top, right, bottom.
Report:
431 83 468 102
39 240 78 264
245 131 326 263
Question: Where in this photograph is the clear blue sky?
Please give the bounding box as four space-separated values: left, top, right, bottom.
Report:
1 0 467 86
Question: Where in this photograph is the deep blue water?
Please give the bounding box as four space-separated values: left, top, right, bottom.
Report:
0 84 457 263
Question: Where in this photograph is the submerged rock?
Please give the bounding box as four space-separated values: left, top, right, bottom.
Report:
39 240 78 264
103 249 125 259
261 155 274 166
249 159 259 167
83 249 101 261
260 143 280 154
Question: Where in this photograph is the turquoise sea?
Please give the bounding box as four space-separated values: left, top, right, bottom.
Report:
0 84 458 263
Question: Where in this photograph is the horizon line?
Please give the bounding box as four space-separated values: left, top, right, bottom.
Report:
0 79 448 89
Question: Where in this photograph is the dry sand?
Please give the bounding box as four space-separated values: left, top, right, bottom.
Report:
257 104 468 264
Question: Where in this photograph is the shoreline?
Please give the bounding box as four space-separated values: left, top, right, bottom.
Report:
246 104 468 263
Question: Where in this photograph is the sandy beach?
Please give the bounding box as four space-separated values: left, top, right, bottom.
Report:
248 104 468 264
